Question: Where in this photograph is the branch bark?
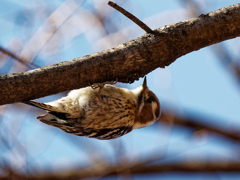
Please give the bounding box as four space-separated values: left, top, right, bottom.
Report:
1 3 240 105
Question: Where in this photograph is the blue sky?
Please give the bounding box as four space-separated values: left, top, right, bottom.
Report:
0 0 240 179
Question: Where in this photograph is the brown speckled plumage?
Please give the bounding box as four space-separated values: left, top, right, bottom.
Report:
24 77 161 140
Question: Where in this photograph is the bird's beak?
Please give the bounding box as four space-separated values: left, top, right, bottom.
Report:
143 76 147 89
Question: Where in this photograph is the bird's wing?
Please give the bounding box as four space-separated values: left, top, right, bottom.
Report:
23 100 68 113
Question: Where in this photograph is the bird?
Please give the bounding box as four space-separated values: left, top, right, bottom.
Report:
23 77 161 140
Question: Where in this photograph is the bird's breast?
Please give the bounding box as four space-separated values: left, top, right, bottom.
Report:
80 93 136 130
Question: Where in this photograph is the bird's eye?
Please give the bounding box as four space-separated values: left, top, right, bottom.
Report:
147 98 152 103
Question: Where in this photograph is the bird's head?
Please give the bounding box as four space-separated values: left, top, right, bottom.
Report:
132 77 161 129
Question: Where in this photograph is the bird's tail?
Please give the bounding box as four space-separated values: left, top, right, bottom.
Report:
23 100 68 113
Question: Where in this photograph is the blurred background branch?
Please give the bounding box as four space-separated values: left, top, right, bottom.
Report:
1 161 240 179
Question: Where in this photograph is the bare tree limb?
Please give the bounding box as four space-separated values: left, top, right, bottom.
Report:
160 112 240 143
128 162 240 174
1 161 240 179
1 3 240 105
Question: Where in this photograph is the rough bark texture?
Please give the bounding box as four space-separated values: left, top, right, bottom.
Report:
1 3 240 105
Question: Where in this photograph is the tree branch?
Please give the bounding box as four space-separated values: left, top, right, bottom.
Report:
108 1 153 33
1 161 240 179
160 112 240 143
1 3 240 105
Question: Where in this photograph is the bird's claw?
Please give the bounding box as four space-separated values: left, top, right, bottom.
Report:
91 78 118 90
91 78 118 96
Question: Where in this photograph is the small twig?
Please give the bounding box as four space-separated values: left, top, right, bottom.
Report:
108 1 153 33
0 46 38 69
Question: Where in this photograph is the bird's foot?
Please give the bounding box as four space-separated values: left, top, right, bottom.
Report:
91 78 118 96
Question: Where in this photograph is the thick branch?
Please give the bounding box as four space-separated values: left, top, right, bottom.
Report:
1 3 240 105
